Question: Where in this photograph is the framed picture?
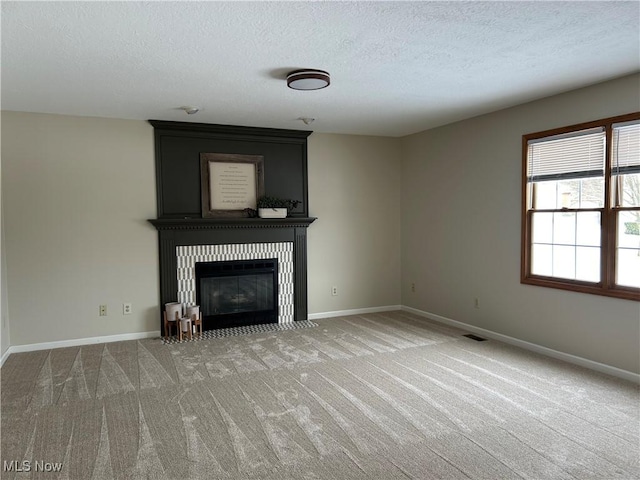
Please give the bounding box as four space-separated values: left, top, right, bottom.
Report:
200 153 265 217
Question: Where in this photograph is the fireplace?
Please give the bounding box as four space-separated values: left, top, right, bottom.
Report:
150 220 315 334
175 242 295 325
196 259 278 329
147 121 316 335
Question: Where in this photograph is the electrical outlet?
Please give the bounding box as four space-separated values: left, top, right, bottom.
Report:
123 303 132 315
411 282 415 292
331 286 338 296
99 305 107 316
474 298 480 309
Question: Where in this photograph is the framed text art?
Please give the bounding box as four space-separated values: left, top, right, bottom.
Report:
200 153 265 217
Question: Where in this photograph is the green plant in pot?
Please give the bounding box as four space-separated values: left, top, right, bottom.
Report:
257 196 300 218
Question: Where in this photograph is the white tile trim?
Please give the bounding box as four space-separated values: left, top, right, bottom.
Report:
176 243 294 324
401 305 640 384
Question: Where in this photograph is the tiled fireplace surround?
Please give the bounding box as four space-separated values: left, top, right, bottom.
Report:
148 218 316 334
176 242 295 323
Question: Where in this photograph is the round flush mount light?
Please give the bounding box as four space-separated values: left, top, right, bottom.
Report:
287 69 330 90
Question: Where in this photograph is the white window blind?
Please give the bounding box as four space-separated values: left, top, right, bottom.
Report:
612 120 640 174
527 127 605 182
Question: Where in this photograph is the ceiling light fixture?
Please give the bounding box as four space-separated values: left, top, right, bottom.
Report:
300 117 315 125
180 106 200 115
287 69 330 90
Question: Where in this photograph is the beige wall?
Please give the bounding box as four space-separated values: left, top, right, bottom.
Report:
2 76 638 374
1 127 9 358
1 219 8 358
1 211 9 357
1 114 403 347
401 73 640 373
2 112 159 346
307 134 402 314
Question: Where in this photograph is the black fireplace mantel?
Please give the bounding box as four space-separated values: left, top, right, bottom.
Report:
149 217 316 332
148 217 317 230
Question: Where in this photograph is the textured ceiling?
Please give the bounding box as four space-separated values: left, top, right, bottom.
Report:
2 1 639 137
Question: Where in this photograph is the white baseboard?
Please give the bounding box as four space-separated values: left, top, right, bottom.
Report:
2 331 161 363
401 305 640 384
1 348 12 367
308 305 402 321
2 305 637 384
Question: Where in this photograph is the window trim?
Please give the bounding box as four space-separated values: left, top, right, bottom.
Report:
521 112 640 301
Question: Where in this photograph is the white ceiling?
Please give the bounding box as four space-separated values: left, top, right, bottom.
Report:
2 1 639 137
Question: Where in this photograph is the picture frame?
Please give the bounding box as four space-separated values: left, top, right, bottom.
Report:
200 153 265 217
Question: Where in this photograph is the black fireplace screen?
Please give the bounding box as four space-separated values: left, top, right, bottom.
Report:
195 259 278 329
200 274 274 315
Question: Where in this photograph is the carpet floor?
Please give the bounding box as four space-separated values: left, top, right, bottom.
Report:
1 311 638 479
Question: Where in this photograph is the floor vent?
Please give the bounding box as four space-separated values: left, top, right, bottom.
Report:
463 333 487 342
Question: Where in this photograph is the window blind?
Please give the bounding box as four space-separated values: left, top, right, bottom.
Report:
527 127 605 182
612 120 640 175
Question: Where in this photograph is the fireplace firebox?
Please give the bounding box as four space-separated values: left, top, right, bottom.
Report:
195 259 279 330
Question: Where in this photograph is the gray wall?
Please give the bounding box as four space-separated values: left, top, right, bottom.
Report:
401 73 640 374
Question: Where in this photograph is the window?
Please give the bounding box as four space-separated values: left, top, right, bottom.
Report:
522 113 640 301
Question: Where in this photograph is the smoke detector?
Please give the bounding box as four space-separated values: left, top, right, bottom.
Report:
180 106 200 115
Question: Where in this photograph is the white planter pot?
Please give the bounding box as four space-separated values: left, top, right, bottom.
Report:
180 317 191 333
186 305 200 320
258 208 287 218
165 302 182 321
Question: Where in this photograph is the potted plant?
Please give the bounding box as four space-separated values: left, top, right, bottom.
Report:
257 196 301 218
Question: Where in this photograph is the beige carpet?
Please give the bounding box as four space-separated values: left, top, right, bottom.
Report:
1 311 638 479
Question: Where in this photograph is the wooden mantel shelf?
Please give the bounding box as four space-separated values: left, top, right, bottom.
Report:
148 217 317 230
